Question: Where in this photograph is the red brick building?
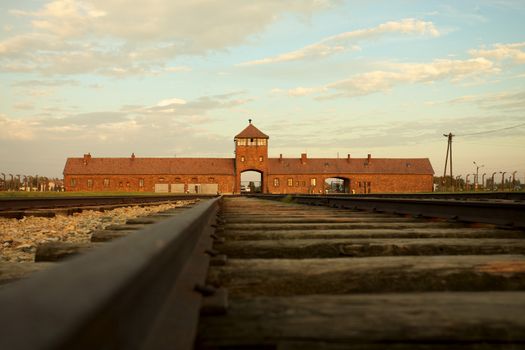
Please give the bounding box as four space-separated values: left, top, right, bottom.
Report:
63 121 434 193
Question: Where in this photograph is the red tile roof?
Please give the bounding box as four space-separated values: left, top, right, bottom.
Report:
64 156 433 176
63 158 235 175
234 123 269 139
267 158 434 175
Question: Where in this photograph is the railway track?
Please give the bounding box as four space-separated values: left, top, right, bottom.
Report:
0 194 214 218
0 195 524 349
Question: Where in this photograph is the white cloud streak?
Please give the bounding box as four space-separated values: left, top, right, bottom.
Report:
282 57 497 98
470 42 525 64
239 18 440 66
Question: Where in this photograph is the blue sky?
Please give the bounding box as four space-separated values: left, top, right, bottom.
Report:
1 0 524 182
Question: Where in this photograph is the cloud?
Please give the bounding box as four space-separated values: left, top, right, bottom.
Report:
13 102 35 110
0 114 37 140
281 57 497 99
1 0 335 76
165 66 191 73
470 42 525 64
287 86 326 96
0 91 250 142
449 90 525 111
12 79 79 87
157 98 187 107
239 18 439 66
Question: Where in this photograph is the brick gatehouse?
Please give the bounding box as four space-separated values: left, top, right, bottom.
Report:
63 121 434 193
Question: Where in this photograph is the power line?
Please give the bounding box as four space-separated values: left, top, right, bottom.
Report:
456 122 525 137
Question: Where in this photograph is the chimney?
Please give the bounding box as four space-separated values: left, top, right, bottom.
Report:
131 152 135 160
279 154 283 162
367 154 371 164
347 154 351 163
83 153 91 165
301 153 307 164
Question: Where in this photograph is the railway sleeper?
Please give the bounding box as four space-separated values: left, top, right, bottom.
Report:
216 238 525 259
221 227 525 241
197 292 525 349
207 255 525 296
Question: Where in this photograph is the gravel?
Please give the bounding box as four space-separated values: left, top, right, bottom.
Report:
0 200 196 262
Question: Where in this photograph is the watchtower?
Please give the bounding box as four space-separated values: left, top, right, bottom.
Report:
234 119 269 193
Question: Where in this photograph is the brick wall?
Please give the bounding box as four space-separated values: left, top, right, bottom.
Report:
64 173 432 194
64 174 236 193
266 173 433 194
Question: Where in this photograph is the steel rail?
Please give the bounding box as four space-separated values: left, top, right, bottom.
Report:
322 191 525 201
250 194 525 228
0 196 220 350
0 194 216 211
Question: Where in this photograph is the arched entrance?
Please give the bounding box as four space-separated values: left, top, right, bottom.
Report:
240 170 262 194
324 177 351 194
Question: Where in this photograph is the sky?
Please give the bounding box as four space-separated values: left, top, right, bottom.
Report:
1 0 524 183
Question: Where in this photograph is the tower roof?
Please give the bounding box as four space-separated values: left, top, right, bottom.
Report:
235 121 269 139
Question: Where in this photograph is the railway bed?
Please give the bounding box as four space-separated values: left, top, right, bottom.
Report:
0 195 524 349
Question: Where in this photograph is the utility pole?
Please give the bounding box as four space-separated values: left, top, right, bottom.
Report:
473 161 484 191
442 132 455 191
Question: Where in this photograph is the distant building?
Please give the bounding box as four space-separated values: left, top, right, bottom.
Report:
63 121 434 193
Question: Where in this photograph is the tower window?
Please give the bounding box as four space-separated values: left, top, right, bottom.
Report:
241 156 245 162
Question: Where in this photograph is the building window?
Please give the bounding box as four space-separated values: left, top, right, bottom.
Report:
310 178 317 186
87 179 93 188
139 178 144 187
237 139 246 146
103 178 110 187
287 178 293 187
273 178 280 187
208 177 215 182
241 156 245 162
70 178 76 187
159 177 165 182
259 156 263 162
248 138 256 146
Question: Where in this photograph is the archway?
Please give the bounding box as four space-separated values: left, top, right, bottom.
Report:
324 177 350 194
240 170 262 193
